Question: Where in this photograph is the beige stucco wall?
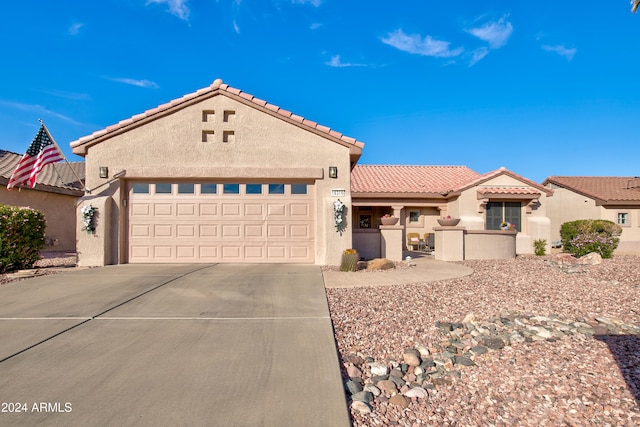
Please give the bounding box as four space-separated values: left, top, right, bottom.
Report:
0 187 78 251
544 184 640 254
78 93 354 265
455 174 552 254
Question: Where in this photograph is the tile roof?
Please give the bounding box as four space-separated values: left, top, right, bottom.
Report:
351 165 482 195
0 150 85 195
458 167 553 196
477 187 541 196
70 79 364 159
543 176 640 205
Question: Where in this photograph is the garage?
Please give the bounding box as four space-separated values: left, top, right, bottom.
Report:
127 181 315 263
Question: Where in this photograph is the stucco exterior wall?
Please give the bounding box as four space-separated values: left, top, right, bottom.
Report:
79 94 353 265
455 174 552 254
544 184 640 254
0 187 78 251
544 185 602 242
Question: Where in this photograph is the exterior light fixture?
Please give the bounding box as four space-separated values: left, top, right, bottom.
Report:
328 166 338 179
99 166 109 179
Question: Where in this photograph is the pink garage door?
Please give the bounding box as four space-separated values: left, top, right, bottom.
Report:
127 182 315 263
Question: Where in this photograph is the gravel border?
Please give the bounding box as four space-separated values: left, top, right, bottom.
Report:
326 254 640 426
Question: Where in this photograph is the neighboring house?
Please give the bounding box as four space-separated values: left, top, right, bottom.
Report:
352 165 553 259
543 176 640 254
68 79 553 266
0 150 85 251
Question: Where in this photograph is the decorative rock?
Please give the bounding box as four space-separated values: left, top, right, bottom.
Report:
579 252 602 265
389 368 403 378
481 337 505 350
416 345 430 357
345 379 363 395
346 365 362 378
344 354 364 365
351 391 374 403
376 379 398 394
366 258 395 270
454 356 475 367
369 362 389 376
389 375 405 388
389 394 410 408
350 400 372 414
404 386 429 399
402 348 422 366
363 384 381 396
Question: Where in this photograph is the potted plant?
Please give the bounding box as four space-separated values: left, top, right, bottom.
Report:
380 213 399 226
437 215 460 226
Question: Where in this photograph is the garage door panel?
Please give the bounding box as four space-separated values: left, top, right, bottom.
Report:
199 204 218 216
177 224 196 237
131 203 150 216
129 183 314 263
222 203 241 216
154 204 173 216
177 203 196 216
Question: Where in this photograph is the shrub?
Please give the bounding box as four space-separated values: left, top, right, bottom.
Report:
340 248 359 272
533 239 547 256
560 219 621 259
0 205 46 272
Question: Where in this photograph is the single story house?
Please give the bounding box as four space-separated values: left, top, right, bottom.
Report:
69 79 553 266
543 176 640 254
0 150 85 251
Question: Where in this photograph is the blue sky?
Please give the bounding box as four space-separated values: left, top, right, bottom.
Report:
1 1 638 183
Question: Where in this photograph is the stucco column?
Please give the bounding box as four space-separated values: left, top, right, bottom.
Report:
380 225 404 261
434 226 465 261
77 195 112 267
391 205 404 219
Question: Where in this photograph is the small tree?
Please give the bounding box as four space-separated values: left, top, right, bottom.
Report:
0 205 46 272
560 219 621 259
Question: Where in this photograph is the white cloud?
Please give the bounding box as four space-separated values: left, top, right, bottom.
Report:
468 47 489 66
325 55 367 68
542 44 576 61
0 100 81 125
146 0 190 21
310 22 322 30
291 0 322 6
43 89 92 101
381 29 463 58
233 20 240 34
467 16 513 49
107 77 160 89
68 22 84 36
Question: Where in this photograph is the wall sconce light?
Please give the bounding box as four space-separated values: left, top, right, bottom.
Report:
328 166 338 179
99 166 109 179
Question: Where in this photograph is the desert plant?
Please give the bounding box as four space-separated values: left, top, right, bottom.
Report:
533 239 547 256
560 219 621 259
340 248 359 272
0 205 46 272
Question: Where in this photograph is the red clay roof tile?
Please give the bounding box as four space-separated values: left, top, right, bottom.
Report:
543 176 640 202
352 165 482 194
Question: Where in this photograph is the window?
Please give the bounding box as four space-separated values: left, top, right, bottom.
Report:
486 201 521 231
359 214 372 229
155 183 172 194
132 183 149 194
291 184 308 195
268 184 285 194
223 184 240 194
201 183 217 194
409 211 420 223
618 212 629 226
246 184 262 194
178 183 194 194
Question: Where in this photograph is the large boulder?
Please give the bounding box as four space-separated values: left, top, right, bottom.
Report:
367 258 395 270
579 252 603 265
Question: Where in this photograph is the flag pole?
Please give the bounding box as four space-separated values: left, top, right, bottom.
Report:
38 119 87 193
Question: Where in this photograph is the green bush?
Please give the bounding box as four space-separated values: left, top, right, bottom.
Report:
560 219 621 259
533 239 547 256
0 205 46 272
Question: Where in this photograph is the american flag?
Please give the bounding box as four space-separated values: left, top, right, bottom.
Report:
7 125 65 190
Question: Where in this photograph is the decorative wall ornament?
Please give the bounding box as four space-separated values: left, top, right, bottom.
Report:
333 199 347 235
81 205 97 234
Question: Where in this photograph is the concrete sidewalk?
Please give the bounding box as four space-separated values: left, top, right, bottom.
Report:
323 252 474 288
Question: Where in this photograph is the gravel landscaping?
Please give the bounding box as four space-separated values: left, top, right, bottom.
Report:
326 254 640 426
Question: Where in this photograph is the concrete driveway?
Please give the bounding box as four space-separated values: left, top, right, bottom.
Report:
0 264 350 427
